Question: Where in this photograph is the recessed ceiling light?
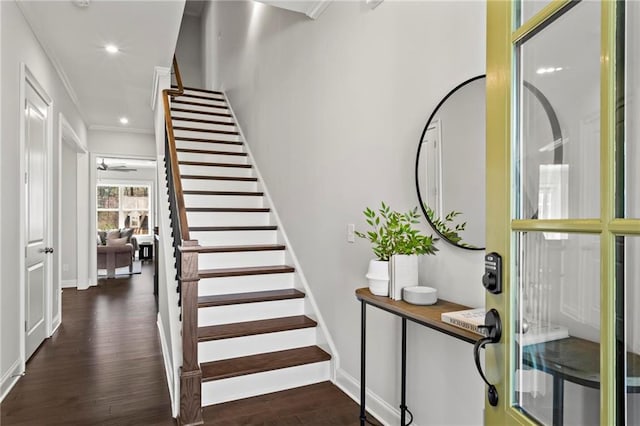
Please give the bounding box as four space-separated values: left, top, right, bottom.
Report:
119 117 129 125
105 44 119 54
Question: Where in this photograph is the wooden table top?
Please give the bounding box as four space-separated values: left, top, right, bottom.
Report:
355 288 481 344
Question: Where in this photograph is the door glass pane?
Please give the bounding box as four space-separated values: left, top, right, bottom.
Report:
516 1 601 220
518 0 554 26
622 2 640 218
513 232 600 425
617 236 640 424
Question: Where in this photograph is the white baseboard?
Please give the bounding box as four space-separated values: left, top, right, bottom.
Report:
334 368 406 426
51 315 61 335
157 315 177 418
61 279 77 288
1 359 23 403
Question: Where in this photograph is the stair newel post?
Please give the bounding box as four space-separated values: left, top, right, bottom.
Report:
178 239 203 426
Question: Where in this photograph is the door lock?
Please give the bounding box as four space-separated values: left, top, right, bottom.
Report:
482 252 502 294
473 308 502 407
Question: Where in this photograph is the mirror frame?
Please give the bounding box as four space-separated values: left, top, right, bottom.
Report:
415 75 486 251
415 75 564 250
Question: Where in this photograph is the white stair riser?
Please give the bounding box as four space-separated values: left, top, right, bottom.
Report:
173 129 241 141
179 165 253 177
171 103 229 114
199 273 294 297
199 328 317 363
186 211 270 227
190 230 277 246
175 141 244 153
201 361 331 406
177 97 227 107
177 151 248 164
183 194 263 208
181 179 257 192
198 250 284 269
199 299 304 326
172 120 237 132
172 111 233 122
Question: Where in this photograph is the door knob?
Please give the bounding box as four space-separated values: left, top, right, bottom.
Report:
473 308 502 406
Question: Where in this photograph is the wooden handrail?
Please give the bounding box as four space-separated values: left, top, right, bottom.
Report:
162 56 189 241
168 55 184 96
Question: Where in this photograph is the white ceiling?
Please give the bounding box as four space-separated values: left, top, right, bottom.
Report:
18 0 186 133
257 1 332 19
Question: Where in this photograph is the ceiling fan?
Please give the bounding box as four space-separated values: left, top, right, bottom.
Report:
97 158 137 172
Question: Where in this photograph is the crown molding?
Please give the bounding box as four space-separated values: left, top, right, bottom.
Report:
16 1 87 125
88 125 154 135
151 66 171 110
306 0 332 19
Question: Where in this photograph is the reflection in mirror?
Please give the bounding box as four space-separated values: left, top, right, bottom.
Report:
416 76 486 250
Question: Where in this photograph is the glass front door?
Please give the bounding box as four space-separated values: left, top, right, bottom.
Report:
485 1 640 425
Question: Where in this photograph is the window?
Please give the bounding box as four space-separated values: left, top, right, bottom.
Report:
97 184 151 234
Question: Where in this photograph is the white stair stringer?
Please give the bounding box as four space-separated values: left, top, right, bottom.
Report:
201 361 331 406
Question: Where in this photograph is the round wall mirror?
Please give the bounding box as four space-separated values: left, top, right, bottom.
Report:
415 75 563 250
416 75 486 250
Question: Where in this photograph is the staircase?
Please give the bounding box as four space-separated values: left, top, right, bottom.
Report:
163 80 332 424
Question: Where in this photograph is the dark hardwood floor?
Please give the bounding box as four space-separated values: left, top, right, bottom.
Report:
1 264 377 426
1 264 175 426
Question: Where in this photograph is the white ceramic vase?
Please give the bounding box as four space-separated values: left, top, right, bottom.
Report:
366 259 389 296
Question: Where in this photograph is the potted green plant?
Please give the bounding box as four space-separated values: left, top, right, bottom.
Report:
355 202 438 297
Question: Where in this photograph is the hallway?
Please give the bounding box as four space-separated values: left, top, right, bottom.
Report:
1 265 175 425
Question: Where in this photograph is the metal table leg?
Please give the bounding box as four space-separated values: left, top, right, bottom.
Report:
360 300 367 426
552 374 564 426
401 318 407 425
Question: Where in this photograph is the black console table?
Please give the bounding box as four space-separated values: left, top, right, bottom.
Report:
355 288 479 426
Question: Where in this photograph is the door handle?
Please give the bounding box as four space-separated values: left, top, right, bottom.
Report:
39 247 54 254
473 308 502 406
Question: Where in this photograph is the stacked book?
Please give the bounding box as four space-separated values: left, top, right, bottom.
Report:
441 308 570 344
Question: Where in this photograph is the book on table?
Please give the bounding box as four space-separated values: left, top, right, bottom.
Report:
441 308 570 344
441 308 486 336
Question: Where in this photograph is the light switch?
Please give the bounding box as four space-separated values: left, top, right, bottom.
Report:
347 224 355 243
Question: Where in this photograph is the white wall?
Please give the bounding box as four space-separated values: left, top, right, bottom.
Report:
176 14 203 87
61 145 78 284
1 0 87 400
88 129 155 158
202 1 486 424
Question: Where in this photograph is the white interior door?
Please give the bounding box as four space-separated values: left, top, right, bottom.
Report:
24 79 51 360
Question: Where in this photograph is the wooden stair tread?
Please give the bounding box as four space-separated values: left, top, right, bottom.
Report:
185 207 270 213
174 137 243 146
172 116 235 126
177 148 246 156
171 107 232 118
199 265 294 279
183 190 262 196
190 225 277 232
179 161 251 168
198 315 314 341
172 85 224 95
201 346 330 381
180 175 257 182
181 244 285 253
173 126 239 135
172 100 229 109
